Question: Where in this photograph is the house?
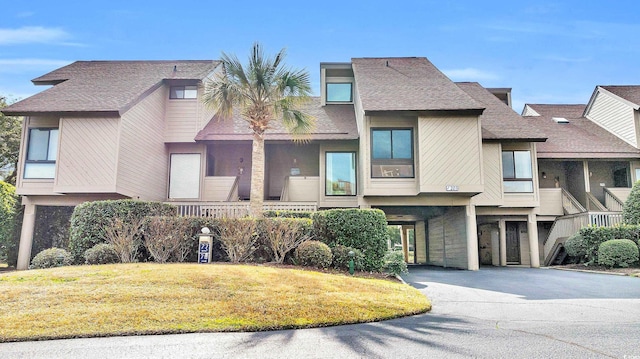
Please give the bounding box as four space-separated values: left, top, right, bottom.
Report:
10 56 629 272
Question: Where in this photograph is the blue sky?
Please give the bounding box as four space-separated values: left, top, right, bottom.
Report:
1 0 639 112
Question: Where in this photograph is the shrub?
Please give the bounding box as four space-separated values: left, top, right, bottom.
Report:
597 239 639 268
564 233 586 261
295 240 332 268
216 218 258 263
382 251 408 276
312 209 388 271
83 243 119 265
103 218 144 263
0 181 17 264
143 216 193 263
69 200 175 263
331 245 365 271
30 247 72 269
623 180 640 225
262 218 312 263
263 210 313 219
31 206 74 261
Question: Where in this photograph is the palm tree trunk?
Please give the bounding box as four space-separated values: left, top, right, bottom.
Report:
249 134 265 218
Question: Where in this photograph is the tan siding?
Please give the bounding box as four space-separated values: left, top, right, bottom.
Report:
287 177 319 202
54 117 119 192
522 105 540 116
203 176 237 201
16 117 60 193
165 98 199 143
419 116 483 194
502 142 539 207
538 188 563 216
519 222 531 266
586 90 637 147
427 207 468 268
197 86 216 133
118 86 168 200
473 143 503 205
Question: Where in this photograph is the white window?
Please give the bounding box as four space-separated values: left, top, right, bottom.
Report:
24 128 58 179
326 83 353 102
170 85 198 99
169 153 201 199
502 150 533 192
326 152 356 196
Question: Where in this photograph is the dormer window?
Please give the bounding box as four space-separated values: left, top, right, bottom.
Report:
326 83 353 102
170 85 197 99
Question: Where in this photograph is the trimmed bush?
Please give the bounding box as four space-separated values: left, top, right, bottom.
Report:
331 245 365 271
295 240 332 268
143 216 193 263
382 251 408 276
30 247 72 269
263 210 312 219
312 209 388 271
262 218 312 263
69 200 175 263
564 233 586 261
216 218 259 263
597 239 639 268
623 180 640 225
578 225 640 265
83 243 119 265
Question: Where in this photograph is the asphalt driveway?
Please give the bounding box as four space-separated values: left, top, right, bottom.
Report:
1 267 639 358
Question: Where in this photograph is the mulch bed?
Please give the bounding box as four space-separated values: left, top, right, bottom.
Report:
553 264 640 276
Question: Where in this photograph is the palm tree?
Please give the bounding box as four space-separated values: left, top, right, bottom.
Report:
202 43 315 217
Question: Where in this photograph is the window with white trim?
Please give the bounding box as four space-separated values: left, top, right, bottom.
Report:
24 128 58 179
169 85 197 99
325 152 356 196
326 83 353 102
502 150 533 192
169 153 201 199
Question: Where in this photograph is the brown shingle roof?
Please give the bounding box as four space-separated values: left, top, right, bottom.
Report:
351 57 483 113
2 60 220 116
601 86 640 107
523 104 640 158
194 97 357 141
456 82 545 141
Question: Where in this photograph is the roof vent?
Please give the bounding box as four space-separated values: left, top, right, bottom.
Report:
552 117 569 124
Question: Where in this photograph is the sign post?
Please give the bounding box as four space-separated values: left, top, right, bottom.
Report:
198 227 213 264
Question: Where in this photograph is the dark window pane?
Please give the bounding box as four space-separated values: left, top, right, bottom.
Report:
392 130 412 159
502 151 515 178
27 129 49 161
326 83 352 102
170 86 184 99
372 130 391 159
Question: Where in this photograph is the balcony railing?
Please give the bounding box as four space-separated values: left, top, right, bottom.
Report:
170 201 318 218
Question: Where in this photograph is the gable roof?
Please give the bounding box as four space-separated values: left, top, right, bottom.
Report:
523 104 640 158
456 82 545 142
600 86 640 108
195 97 358 141
351 57 484 114
2 60 220 116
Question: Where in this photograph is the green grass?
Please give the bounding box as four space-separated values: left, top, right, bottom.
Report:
0 263 430 342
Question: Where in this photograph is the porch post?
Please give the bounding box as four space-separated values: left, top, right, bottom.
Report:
17 203 36 270
499 219 507 266
527 212 540 268
465 205 479 270
401 226 409 262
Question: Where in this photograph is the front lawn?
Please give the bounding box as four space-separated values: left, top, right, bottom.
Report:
0 263 430 342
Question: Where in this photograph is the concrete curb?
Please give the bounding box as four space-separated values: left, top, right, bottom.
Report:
550 266 636 277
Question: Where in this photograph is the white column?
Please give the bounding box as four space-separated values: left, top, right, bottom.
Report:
17 203 36 270
499 219 507 266
466 205 479 270
527 212 540 268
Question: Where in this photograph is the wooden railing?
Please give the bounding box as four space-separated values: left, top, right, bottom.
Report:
604 187 626 212
543 211 623 264
170 201 317 218
586 192 608 211
561 188 586 214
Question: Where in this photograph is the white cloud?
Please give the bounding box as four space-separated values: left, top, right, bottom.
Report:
0 26 70 45
0 58 72 73
442 68 500 81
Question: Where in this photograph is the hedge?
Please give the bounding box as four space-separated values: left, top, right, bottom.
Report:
578 225 640 264
0 181 17 265
597 239 639 268
68 200 176 263
312 208 388 271
623 180 640 225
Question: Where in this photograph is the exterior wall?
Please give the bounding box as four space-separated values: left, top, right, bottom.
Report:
415 220 427 263
265 144 319 199
586 89 637 147
517 221 532 266
521 105 540 116
538 160 567 189
362 115 419 196
117 86 168 201
566 161 587 207
16 116 59 195
53 117 119 193
203 176 237 201
472 142 502 205
419 115 483 194
164 85 214 143
588 161 630 203
427 207 468 269
501 142 539 208
167 143 206 201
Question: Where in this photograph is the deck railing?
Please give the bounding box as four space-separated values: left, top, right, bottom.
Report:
169 201 317 218
603 188 626 212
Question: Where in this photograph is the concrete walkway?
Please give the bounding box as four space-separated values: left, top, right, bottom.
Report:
1 267 639 358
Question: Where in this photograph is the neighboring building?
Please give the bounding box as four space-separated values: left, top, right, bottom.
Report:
4 57 637 271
